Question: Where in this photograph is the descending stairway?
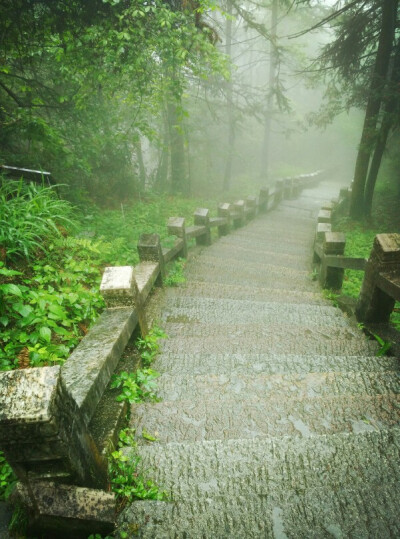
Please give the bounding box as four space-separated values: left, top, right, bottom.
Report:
119 182 400 538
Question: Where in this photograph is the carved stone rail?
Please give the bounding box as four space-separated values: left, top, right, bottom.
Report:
0 170 322 533
313 188 400 325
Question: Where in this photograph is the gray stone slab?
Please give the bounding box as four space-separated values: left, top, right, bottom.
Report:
154 353 398 377
61 307 137 425
155 371 400 402
130 393 400 443
161 297 350 326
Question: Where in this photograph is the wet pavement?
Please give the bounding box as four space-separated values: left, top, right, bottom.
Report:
120 180 400 538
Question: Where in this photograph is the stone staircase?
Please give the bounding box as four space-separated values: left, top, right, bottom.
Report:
119 182 400 538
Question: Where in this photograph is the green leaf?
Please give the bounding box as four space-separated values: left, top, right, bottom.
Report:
39 326 52 343
2 284 22 297
0 316 9 327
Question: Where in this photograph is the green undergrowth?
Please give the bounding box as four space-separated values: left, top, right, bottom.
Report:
108 428 167 506
108 326 168 511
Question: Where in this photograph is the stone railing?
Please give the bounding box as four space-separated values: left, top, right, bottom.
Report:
313 188 400 325
0 170 322 534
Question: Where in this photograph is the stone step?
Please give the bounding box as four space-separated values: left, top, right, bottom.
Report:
161 297 350 327
193 249 312 271
118 430 400 537
155 371 400 402
167 281 331 305
132 429 400 499
118 482 400 538
130 393 400 444
155 352 399 377
159 330 378 356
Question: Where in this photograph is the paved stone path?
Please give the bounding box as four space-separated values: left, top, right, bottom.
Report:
120 181 400 538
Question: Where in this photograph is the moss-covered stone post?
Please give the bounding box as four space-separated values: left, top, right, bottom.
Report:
137 233 165 285
356 234 400 323
217 203 231 236
167 217 188 258
194 208 211 246
320 232 346 289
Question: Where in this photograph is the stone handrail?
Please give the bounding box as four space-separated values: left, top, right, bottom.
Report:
313 188 400 325
0 170 322 532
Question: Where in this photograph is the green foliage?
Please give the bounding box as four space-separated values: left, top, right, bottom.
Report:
0 180 76 261
0 451 16 501
108 429 167 503
165 258 186 287
136 326 167 367
373 333 393 357
111 369 160 404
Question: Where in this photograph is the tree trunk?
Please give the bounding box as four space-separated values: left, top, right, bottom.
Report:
223 0 234 192
364 38 400 216
167 99 188 195
260 0 278 181
350 0 397 219
134 136 146 192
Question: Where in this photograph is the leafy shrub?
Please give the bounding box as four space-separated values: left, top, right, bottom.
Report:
0 451 16 501
111 369 160 404
108 429 167 503
0 179 76 261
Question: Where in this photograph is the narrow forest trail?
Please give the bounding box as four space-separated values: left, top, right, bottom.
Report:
119 181 400 538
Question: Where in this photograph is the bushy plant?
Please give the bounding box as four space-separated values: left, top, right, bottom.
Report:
0 179 76 261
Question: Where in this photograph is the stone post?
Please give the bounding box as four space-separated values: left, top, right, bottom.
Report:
245 196 258 220
292 178 301 198
258 187 270 212
217 203 231 236
100 265 148 336
317 209 332 224
319 232 346 289
233 200 245 227
137 233 165 285
274 180 284 206
313 223 332 263
167 217 188 258
0 367 108 490
283 178 293 199
194 208 211 246
356 234 400 323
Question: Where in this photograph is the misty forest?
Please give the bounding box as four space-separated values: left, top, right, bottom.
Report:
1 0 400 535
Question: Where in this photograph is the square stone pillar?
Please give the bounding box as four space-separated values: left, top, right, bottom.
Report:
245 196 258 220
232 201 245 227
137 233 165 284
274 180 284 206
258 187 270 212
356 234 400 322
100 265 148 335
194 208 211 246
217 203 232 236
167 217 188 258
320 232 346 289
0 367 107 490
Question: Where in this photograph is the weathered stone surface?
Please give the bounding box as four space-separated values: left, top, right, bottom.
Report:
17 481 116 537
61 307 137 426
0 366 107 488
131 393 400 443
100 266 137 308
0 366 60 441
155 352 398 377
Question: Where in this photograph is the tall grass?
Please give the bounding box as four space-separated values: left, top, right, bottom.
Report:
0 178 76 261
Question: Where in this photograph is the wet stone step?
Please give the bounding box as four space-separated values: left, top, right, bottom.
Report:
130 393 400 444
184 270 324 292
118 482 400 539
155 371 400 402
154 352 399 377
160 331 378 357
161 298 349 326
166 282 330 305
132 429 400 500
193 250 312 271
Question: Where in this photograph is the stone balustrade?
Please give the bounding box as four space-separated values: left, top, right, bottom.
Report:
0 170 323 534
